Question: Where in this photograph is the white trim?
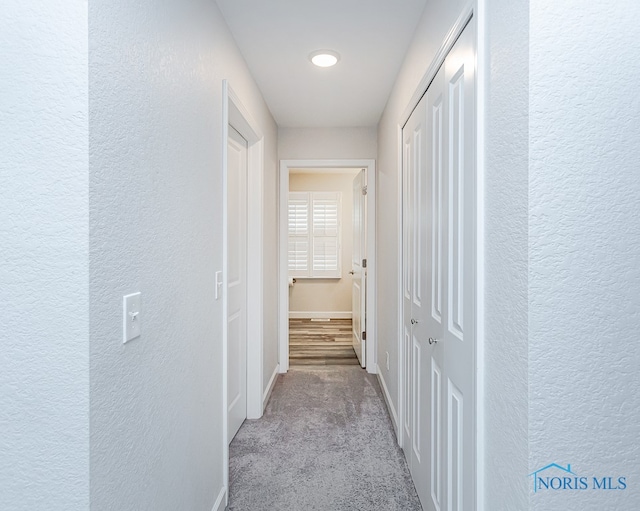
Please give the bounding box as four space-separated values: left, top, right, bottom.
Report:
247 136 265 421
290 167 361 175
396 123 404 449
475 0 486 509
377 365 398 436
279 159 377 374
278 162 290 373
399 3 475 128
222 80 265 496
262 364 280 410
365 161 377 374
221 85 229 507
211 486 226 511
288 311 352 319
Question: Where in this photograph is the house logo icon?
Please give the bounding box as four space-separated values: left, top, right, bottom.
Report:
529 463 627 493
529 463 576 493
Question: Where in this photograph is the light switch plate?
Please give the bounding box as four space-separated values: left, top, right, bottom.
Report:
123 292 141 343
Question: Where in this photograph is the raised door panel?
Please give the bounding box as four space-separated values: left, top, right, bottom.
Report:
409 94 430 505
443 21 476 511
425 64 447 511
402 126 414 453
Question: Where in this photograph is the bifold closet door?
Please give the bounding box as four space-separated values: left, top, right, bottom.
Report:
402 19 476 511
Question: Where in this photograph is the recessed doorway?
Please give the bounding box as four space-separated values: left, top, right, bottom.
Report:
278 159 376 374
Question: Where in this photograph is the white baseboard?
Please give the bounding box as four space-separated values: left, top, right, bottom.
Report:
211 486 226 511
263 364 279 410
377 365 399 437
288 311 352 319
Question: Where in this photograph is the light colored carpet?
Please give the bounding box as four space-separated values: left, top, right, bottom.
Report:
228 366 422 511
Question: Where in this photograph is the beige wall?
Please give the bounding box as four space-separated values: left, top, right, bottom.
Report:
289 172 357 316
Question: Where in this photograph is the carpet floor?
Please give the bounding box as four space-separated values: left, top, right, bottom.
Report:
228 365 422 511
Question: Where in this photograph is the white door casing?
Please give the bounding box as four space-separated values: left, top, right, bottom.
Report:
401 19 476 511
278 160 376 373
222 81 265 507
352 169 367 367
227 125 248 443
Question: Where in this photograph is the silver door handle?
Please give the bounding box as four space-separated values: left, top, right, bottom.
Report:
349 270 355 275
428 337 439 345
410 318 419 325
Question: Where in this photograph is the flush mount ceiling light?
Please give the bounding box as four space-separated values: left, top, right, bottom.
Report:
309 50 340 68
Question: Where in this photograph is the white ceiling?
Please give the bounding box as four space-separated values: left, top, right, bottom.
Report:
215 0 427 128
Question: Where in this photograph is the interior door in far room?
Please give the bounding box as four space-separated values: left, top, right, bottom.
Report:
227 125 248 443
402 20 476 511
352 169 367 368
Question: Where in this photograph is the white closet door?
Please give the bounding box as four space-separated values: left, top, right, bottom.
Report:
402 19 476 511
403 90 430 502
441 22 476 511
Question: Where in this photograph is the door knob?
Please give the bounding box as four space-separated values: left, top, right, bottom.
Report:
428 337 439 345
410 318 419 325
349 270 355 275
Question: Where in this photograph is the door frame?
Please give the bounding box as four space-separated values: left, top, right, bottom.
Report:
395 2 483 507
278 159 377 373
221 80 265 501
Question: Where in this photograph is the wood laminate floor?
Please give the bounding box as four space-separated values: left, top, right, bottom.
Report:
289 318 358 365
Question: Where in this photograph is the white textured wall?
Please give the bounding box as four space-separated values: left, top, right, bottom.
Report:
89 1 277 509
482 0 529 508
529 1 640 508
278 127 377 160
289 173 355 315
375 0 467 430
0 2 89 510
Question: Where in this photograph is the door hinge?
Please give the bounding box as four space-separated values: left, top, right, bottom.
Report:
362 331 366 341
362 186 368 195
362 258 367 268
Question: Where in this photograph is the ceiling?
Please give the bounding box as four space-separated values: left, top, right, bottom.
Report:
215 0 427 128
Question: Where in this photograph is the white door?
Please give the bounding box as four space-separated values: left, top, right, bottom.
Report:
402 21 476 511
352 169 367 367
403 89 430 501
227 125 248 442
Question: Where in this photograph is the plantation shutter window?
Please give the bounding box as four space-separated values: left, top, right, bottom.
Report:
288 194 309 274
288 191 341 278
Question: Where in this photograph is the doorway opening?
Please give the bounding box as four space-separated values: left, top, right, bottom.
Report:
287 168 360 367
279 159 376 374
221 80 265 506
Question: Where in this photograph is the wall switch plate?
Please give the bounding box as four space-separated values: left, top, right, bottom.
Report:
215 271 223 300
123 292 141 343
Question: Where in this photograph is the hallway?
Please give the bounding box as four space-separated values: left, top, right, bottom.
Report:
6 1 640 510
228 366 421 510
